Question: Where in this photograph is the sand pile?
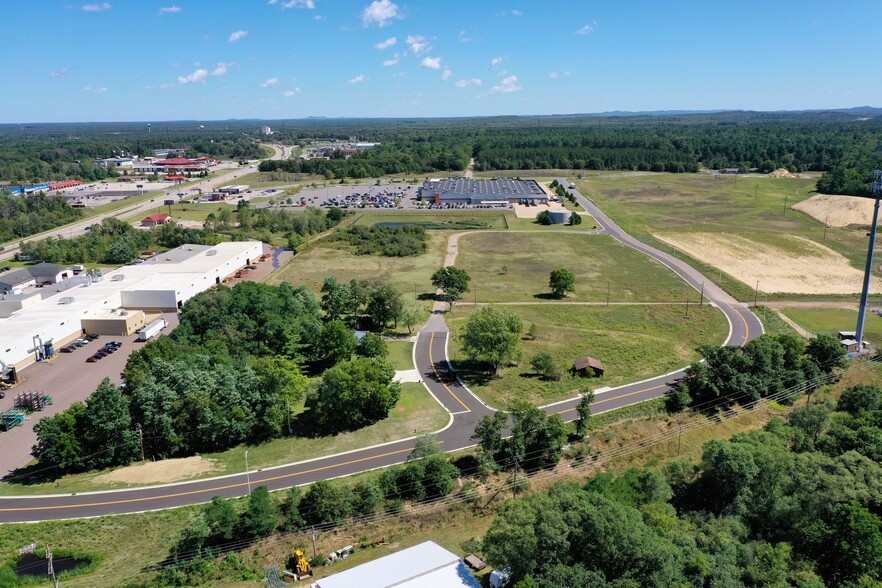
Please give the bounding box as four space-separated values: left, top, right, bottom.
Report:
655 232 882 295
769 168 797 178
793 193 877 228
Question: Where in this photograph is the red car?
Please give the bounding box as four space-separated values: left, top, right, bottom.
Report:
86 356 99 363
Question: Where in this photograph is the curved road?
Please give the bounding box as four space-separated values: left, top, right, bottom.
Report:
0 180 761 523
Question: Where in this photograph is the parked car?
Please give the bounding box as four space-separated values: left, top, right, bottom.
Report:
86 356 99 363
60 346 74 353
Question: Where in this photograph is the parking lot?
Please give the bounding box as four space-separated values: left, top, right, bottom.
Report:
0 312 179 479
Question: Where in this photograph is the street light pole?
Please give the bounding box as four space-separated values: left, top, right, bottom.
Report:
245 450 251 495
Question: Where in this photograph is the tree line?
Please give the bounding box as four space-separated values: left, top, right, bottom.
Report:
29 279 412 477
0 191 82 243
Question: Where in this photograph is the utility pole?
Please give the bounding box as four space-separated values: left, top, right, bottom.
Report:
823 214 829 240
855 170 882 351
754 280 759 308
512 451 521 498
47 545 58 588
311 527 317 558
606 280 610 307
245 450 251 495
783 192 788 216
137 423 145 462
684 298 690 319
699 282 704 307
677 427 682 456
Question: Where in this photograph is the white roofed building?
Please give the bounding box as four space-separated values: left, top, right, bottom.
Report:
312 541 481 588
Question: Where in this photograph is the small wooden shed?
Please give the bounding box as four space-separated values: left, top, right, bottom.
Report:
573 356 604 377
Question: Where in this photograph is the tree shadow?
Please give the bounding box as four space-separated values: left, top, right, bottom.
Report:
532 292 560 300
445 358 495 387
417 292 437 301
1 461 60 486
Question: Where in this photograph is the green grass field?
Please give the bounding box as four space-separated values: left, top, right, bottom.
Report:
0 382 445 497
449 302 728 407
386 340 415 371
266 229 449 299
576 173 875 300
780 307 882 346
349 210 509 230
456 232 695 303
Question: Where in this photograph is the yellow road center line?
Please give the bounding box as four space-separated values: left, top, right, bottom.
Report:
428 332 470 412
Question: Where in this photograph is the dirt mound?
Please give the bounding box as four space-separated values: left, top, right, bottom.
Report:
93 455 220 485
655 232 882 295
793 193 876 228
769 168 796 178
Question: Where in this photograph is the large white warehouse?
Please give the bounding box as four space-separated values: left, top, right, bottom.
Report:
0 241 262 374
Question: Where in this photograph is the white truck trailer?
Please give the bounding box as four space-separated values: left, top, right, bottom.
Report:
138 317 168 341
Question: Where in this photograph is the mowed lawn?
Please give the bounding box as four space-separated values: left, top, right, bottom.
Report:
456 232 695 303
266 230 448 298
386 340 416 371
349 210 509 230
449 302 729 407
781 307 882 347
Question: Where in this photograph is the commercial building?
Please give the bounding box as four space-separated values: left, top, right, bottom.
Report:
95 157 134 168
0 241 262 374
154 157 213 172
418 177 547 205
313 541 480 588
0 263 70 293
141 214 174 227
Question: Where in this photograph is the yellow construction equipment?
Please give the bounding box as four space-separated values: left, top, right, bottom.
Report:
285 549 312 581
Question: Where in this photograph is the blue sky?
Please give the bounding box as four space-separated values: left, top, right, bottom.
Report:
2 0 880 123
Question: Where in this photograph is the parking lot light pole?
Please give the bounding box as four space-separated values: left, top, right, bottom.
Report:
245 450 251 495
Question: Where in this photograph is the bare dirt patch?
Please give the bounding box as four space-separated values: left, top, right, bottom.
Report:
513 202 567 218
655 232 882 295
793 193 877 228
92 456 220 485
769 168 797 178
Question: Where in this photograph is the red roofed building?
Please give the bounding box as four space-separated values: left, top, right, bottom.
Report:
141 214 173 227
165 174 187 182
155 157 212 172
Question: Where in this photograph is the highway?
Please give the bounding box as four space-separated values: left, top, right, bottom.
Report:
0 178 762 523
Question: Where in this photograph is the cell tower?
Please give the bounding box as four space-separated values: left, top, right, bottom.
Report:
855 169 882 351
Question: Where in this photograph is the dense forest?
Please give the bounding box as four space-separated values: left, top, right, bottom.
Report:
5 110 881 193
0 191 82 243
482 383 882 587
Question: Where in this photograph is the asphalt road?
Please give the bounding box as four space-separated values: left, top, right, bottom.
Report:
0 178 762 523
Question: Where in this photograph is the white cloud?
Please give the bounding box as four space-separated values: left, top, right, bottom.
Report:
51 68 70 78
458 30 473 42
454 78 482 88
375 36 397 49
496 69 508 78
347 74 367 84
283 88 302 96
575 21 596 35
489 55 507 68
177 69 209 84
383 56 399 66
281 0 315 7
159 6 181 13
228 30 248 42
550 70 571 79
82 85 107 93
489 75 521 94
261 77 280 88
81 2 111 11
362 0 400 27
210 62 232 76
420 56 441 70
405 34 430 55
441 68 452 81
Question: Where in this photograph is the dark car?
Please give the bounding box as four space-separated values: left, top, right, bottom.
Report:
60 346 74 353
86 356 99 363
85 334 99 341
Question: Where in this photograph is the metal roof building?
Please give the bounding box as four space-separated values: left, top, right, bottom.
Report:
313 541 481 588
0 241 262 372
418 177 547 205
